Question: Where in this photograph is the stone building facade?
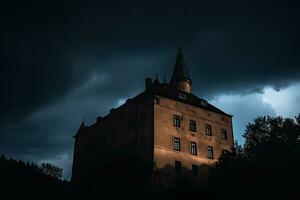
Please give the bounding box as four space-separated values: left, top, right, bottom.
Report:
71 49 234 184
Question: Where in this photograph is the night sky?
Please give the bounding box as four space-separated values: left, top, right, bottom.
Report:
1 0 300 179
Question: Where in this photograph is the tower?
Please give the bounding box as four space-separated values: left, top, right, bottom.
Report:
170 48 192 93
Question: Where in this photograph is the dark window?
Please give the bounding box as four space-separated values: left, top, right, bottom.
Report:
190 142 197 155
175 160 181 175
173 137 181 151
205 124 212 136
173 115 181 127
190 120 197 132
207 146 214 159
221 129 228 140
192 164 198 177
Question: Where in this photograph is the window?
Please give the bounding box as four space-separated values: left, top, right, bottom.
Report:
173 137 181 151
192 164 198 177
173 115 181 127
207 146 214 159
175 160 181 175
221 129 228 140
205 124 212 136
190 120 197 132
200 100 207 107
190 142 197 155
179 93 186 100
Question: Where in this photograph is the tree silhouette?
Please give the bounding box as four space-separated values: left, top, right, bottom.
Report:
0 154 68 200
209 113 300 199
41 162 63 178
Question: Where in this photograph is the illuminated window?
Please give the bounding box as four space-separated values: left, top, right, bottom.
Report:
190 120 197 132
205 124 212 136
190 142 197 155
207 146 214 159
173 137 181 151
173 115 181 127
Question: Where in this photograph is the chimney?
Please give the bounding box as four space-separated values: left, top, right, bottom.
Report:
145 77 152 91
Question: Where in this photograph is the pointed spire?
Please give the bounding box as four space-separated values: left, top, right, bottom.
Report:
80 120 85 129
75 119 86 137
170 48 192 85
170 48 192 93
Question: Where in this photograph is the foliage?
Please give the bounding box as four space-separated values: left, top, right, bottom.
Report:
41 162 63 178
0 155 69 200
209 113 300 199
243 115 300 162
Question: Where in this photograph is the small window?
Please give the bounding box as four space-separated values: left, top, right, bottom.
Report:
205 124 212 136
221 129 228 140
190 120 197 132
207 146 214 159
173 137 181 151
190 142 197 155
173 115 181 127
192 164 198 177
175 160 181 175
201 100 207 107
179 93 186 100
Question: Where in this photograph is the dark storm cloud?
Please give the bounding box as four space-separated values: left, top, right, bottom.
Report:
1 0 300 178
2 0 300 120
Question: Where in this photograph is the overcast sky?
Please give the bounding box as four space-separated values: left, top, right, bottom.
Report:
1 0 300 179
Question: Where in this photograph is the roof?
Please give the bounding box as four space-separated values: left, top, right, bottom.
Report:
75 82 232 137
170 48 192 84
113 83 232 117
149 83 232 117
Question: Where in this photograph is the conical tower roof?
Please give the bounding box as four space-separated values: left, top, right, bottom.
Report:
170 48 192 84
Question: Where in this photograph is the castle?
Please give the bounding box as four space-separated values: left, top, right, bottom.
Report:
71 49 234 184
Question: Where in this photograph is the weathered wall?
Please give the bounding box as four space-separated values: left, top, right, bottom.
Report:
153 95 233 178
71 96 154 182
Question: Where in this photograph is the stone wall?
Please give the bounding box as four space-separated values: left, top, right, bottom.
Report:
153 95 233 179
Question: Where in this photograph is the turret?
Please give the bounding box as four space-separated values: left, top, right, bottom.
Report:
170 48 192 93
